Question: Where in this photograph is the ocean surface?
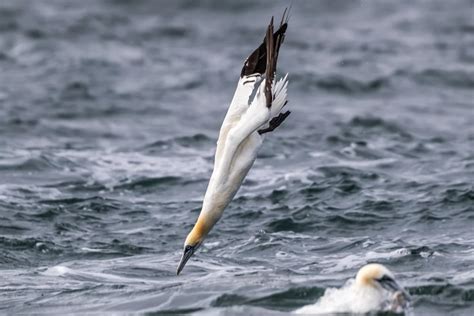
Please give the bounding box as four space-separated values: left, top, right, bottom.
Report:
0 0 473 315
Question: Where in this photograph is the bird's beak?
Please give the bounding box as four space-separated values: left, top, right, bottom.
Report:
176 245 195 275
379 278 411 303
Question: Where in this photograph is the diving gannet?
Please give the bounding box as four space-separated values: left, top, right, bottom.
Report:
177 10 290 275
294 263 411 314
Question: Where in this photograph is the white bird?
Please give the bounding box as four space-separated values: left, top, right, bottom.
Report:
177 10 291 275
294 263 411 314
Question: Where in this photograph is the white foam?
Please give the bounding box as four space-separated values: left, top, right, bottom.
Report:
294 279 406 315
55 150 210 192
319 248 411 274
80 247 104 253
42 265 73 277
40 262 163 285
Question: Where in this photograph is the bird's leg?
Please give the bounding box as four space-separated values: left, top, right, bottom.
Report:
258 110 291 135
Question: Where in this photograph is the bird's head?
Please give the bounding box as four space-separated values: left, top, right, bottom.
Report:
176 218 210 275
356 263 410 303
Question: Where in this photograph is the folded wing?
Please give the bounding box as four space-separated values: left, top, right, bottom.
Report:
212 12 291 187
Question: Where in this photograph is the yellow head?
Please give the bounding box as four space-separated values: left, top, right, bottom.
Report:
356 263 395 288
176 216 212 275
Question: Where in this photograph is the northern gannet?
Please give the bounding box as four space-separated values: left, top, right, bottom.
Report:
294 263 411 314
177 10 291 275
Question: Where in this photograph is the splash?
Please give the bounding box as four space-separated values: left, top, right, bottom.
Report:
294 279 411 314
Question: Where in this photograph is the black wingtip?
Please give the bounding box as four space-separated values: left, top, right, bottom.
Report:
264 18 275 108
280 8 287 26
258 110 291 135
280 6 291 28
240 9 289 78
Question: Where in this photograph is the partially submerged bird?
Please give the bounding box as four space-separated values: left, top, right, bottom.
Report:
294 263 411 314
177 11 291 275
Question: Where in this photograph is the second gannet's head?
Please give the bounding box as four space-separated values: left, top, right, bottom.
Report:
176 217 211 275
355 263 410 302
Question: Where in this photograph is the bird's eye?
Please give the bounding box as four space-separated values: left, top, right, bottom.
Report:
185 245 193 252
377 275 394 283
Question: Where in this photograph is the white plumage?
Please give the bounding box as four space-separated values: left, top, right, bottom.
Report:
177 11 290 275
208 74 289 210
294 264 411 314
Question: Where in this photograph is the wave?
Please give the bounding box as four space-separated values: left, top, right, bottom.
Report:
293 72 390 94
144 133 214 151
295 67 474 96
0 236 62 268
410 68 474 89
410 283 474 303
212 287 325 311
0 155 60 172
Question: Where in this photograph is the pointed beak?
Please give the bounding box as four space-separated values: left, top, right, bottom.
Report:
379 278 411 303
176 245 195 275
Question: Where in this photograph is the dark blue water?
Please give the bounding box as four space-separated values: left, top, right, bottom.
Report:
0 0 473 314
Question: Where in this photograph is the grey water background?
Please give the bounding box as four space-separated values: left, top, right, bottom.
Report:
0 0 473 314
